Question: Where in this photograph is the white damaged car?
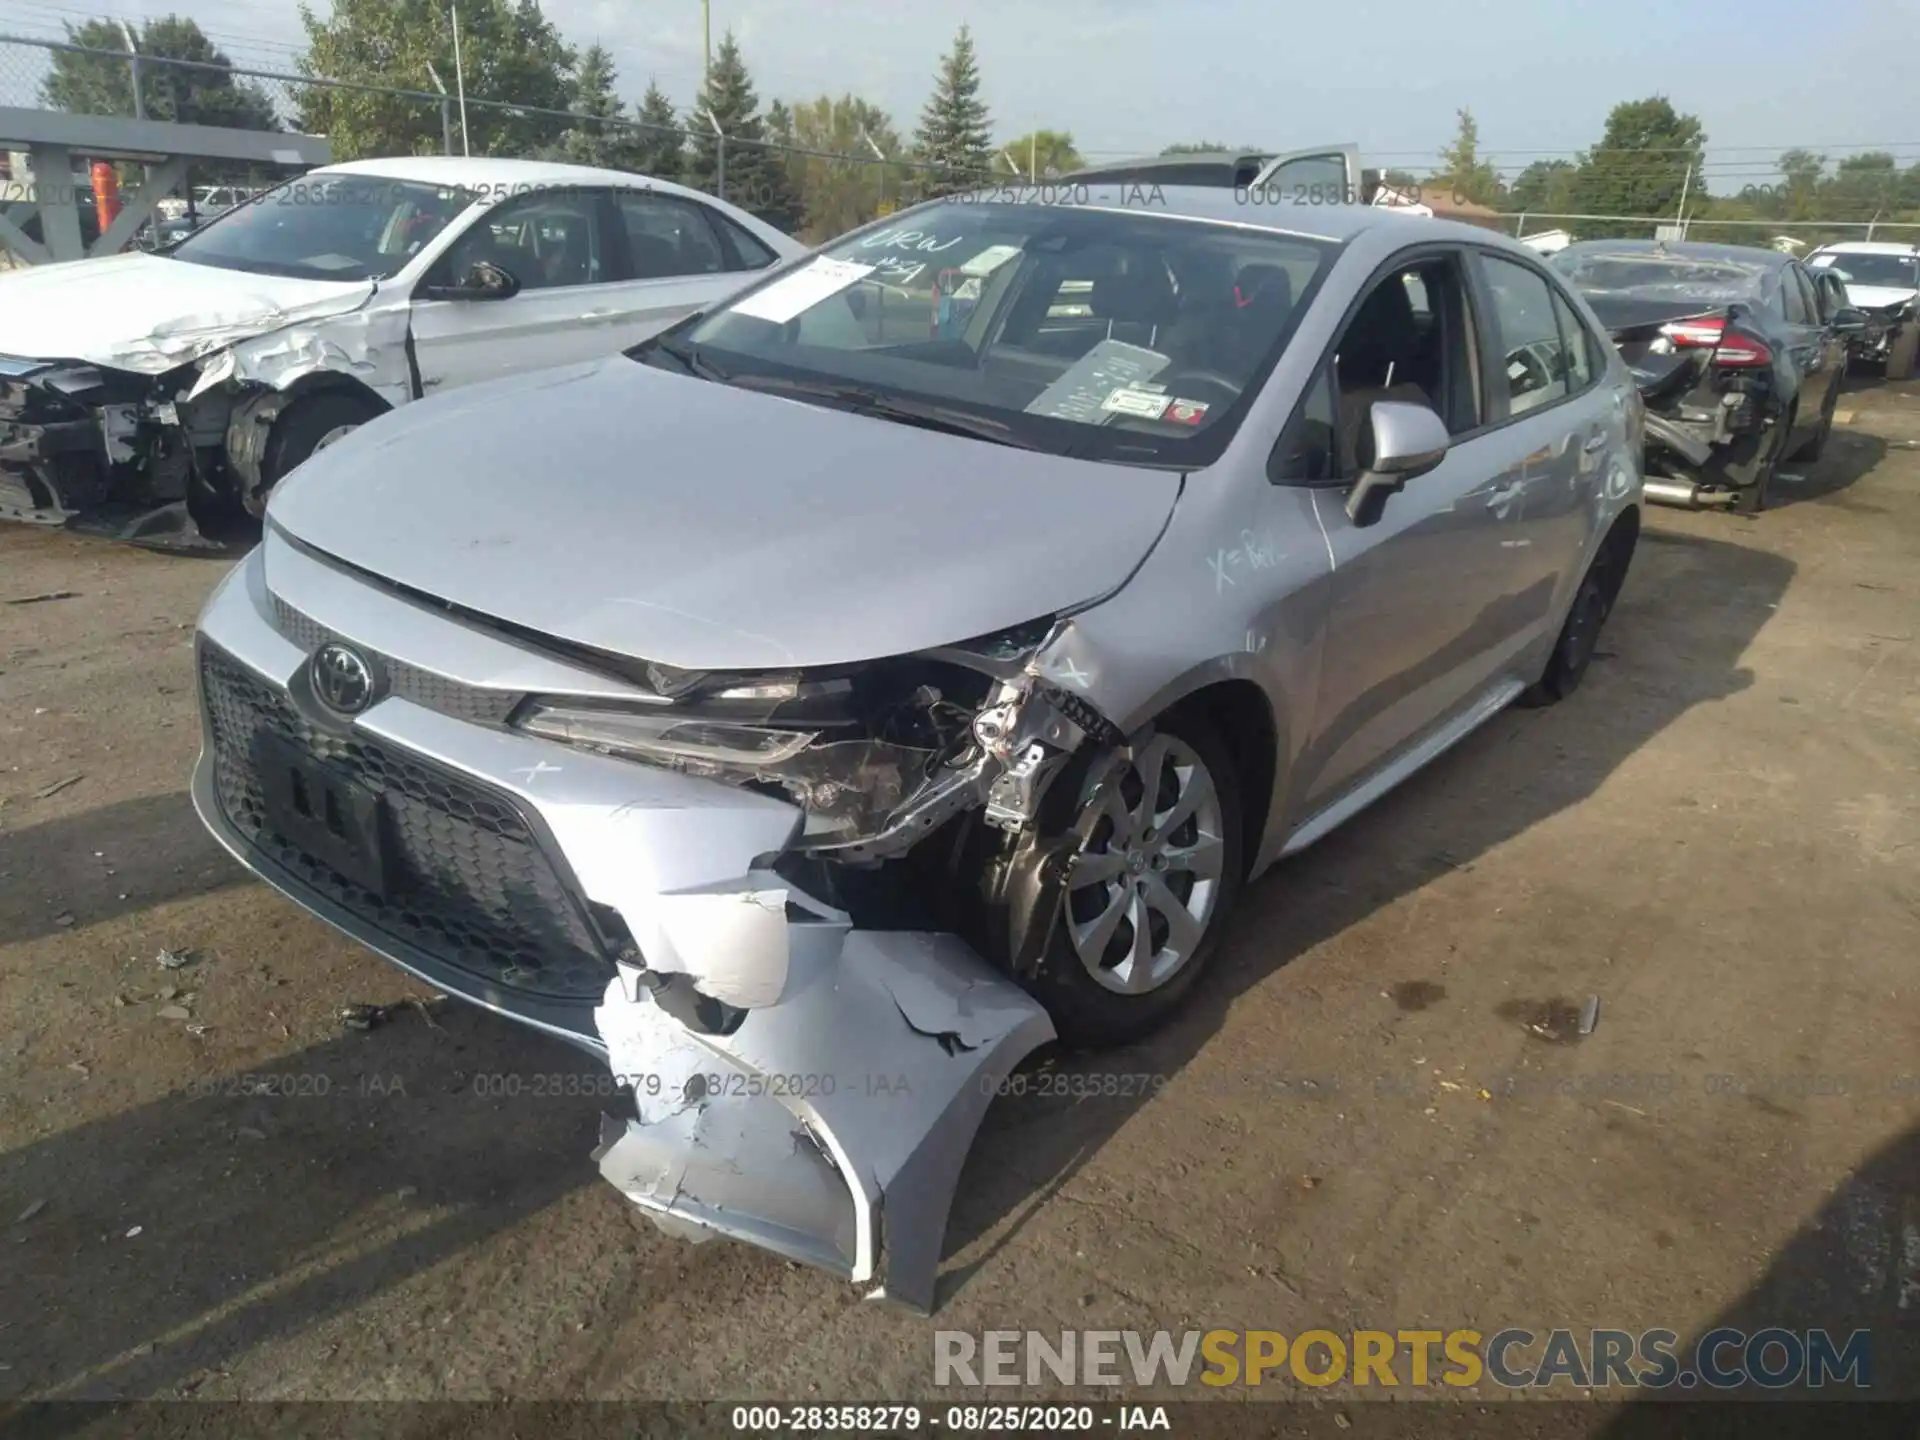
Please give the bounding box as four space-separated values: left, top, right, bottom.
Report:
0 157 803 546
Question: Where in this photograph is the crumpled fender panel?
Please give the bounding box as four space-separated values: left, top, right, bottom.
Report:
594 934 1054 1311
207 535 1059 1310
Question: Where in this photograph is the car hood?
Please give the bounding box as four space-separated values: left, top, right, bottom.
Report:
268 358 1185 671
1837 283 1917 311
0 252 374 375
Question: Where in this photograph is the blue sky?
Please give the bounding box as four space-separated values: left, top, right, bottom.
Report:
6 0 1920 184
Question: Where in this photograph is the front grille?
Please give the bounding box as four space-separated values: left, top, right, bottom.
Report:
269 595 521 725
200 643 613 1000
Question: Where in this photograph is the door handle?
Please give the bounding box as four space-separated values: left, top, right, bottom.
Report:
1581 431 1608 454
1487 480 1525 511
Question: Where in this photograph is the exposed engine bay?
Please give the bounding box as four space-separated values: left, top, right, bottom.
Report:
0 348 388 550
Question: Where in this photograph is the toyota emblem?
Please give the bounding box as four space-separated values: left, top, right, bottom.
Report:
310 642 377 715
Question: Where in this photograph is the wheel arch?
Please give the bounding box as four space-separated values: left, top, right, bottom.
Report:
1138 673 1281 882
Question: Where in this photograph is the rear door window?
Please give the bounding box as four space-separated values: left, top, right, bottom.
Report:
1478 253 1572 419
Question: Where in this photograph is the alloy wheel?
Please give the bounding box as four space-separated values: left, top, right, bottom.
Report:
1064 731 1227 996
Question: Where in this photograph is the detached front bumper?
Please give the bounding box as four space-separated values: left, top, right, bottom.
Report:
189 534 1055 1311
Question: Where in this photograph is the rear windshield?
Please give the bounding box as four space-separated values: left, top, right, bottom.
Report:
1551 250 1766 305
1808 252 1920 290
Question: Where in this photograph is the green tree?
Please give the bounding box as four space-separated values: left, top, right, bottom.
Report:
557 43 638 170
683 32 800 231
993 130 1084 179
43 16 279 130
631 80 685 181
787 93 903 240
298 0 575 160
1433 108 1503 206
1823 152 1900 224
912 25 993 194
1505 158 1577 216
1568 96 1705 237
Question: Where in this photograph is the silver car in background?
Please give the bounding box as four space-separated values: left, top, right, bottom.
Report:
191 189 1643 1310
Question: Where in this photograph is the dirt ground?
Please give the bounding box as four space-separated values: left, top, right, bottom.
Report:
2 378 1917 1422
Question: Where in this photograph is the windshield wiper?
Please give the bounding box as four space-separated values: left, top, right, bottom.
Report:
726 376 1051 452
643 335 730 382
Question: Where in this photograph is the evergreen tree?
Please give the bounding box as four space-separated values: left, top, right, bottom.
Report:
559 43 632 169
1434 108 1504 207
912 25 992 195
683 32 799 230
631 80 686 181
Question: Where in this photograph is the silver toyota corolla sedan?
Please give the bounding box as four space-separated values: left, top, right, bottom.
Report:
191 187 1643 1310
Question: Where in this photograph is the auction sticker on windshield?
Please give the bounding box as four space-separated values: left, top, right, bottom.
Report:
1101 386 1173 420
1024 339 1172 424
731 256 878 324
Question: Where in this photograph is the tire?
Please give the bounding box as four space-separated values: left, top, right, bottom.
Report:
1887 325 1919 382
1731 410 1789 516
1792 378 1841 463
251 392 383 515
1025 712 1245 1049
1518 543 1617 708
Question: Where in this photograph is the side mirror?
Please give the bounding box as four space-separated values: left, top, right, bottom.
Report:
1831 306 1870 335
1345 400 1449 527
421 259 521 302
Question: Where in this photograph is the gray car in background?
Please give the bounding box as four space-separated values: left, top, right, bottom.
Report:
190 189 1643 1310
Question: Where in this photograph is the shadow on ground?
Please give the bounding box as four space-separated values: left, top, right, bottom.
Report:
0 1002 599 1408
0 792 251 946
944 522 1795 1298
1769 431 1886 513
0 521 1796 1408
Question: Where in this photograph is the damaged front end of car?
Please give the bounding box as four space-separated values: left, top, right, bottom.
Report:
0 353 206 541
190 533 1128 1310
0 292 401 550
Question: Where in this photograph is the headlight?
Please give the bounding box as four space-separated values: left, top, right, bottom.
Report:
516 705 817 767
514 695 951 843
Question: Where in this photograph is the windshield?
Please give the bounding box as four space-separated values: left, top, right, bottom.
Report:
168 175 474 282
1551 249 1766 306
644 200 1341 466
1808 252 1920 291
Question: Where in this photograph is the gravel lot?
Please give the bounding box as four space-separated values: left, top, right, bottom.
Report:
2 379 1917 1418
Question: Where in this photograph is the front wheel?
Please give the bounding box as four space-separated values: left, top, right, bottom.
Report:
1025 714 1244 1049
249 392 384 516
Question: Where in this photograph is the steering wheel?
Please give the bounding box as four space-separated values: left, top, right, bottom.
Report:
1155 369 1244 409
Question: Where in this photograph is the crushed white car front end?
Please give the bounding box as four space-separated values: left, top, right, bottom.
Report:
189 528 1084 1311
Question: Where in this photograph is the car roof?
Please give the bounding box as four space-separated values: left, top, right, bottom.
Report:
1556 237 1788 270
1809 240 1919 256
312 155 705 201
922 183 1526 250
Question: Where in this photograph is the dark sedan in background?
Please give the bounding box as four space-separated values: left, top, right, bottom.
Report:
1552 239 1865 514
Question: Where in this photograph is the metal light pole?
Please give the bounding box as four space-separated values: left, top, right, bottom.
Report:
118 21 144 120
703 0 712 89
450 2 471 157
861 127 886 213
426 63 454 157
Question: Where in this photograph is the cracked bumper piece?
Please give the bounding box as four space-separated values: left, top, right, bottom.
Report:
593 936 1053 1310
190 537 1057 1309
